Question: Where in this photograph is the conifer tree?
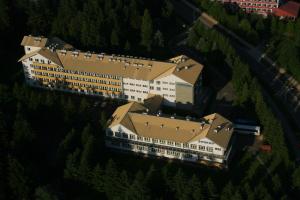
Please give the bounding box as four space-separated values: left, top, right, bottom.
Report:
141 9 153 51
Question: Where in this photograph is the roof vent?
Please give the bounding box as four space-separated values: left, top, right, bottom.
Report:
184 66 189 70
186 115 191 121
60 50 67 56
145 122 149 126
160 124 164 128
157 110 162 116
34 37 42 42
200 122 205 129
176 68 180 72
171 113 176 119
214 129 219 133
176 127 179 131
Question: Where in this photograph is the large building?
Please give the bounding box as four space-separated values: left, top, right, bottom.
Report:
106 100 235 167
222 0 279 15
19 35 203 108
222 0 300 18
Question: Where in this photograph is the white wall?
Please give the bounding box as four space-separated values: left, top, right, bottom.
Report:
22 54 58 80
189 138 225 156
150 74 187 106
122 78 150 102
24 46 42 54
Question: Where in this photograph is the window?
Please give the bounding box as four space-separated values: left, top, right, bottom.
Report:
215 147 221 151
206 147 213 152
122 133 128 139
156 87 161 91
29 58 33 61
156 81 160 84
138 98 142 102
115 132 122 138
152 139 158 143
184 153 193 158
130 135 136 140
131 96 135 100
199 145 205 151
107 130 113 136
137 136 143 141
27 47 31 51
144 137 151 142
150 86 154 90
183 143 189 148
175 142 181 147
122 143 131 149
191 144 197 149
159 140 165 144
167 141 174 146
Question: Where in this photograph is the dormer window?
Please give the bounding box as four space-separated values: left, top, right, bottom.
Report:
27 47 31 51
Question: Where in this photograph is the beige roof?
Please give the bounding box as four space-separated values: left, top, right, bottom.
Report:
143 94 163 113
21 36 48 47
57 50 176 81
18 48 63 67
19 36 204 84
109 102 233 148
18 49 40 62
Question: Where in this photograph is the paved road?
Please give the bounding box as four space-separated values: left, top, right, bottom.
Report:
170 0 300 161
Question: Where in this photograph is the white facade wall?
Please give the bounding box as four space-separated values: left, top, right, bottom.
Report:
106 126 227 164
22 53 200 107
122 78 150 102
150 74 187 106
21 54 57 81
24 46 42 54
189 138 225 156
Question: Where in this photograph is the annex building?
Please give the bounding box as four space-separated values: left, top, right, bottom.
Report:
19 35 203 108
106 99 235 167
221 0 300 19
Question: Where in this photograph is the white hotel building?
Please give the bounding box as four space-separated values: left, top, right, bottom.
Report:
106 101 235 167
19 35 203 108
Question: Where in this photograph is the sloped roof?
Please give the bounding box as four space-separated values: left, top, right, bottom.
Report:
274 1 300 17
18 48 63 67
57 50 176 81
21 36 48 47
19 35 204 84
109 102 234 148
143 94 163 113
